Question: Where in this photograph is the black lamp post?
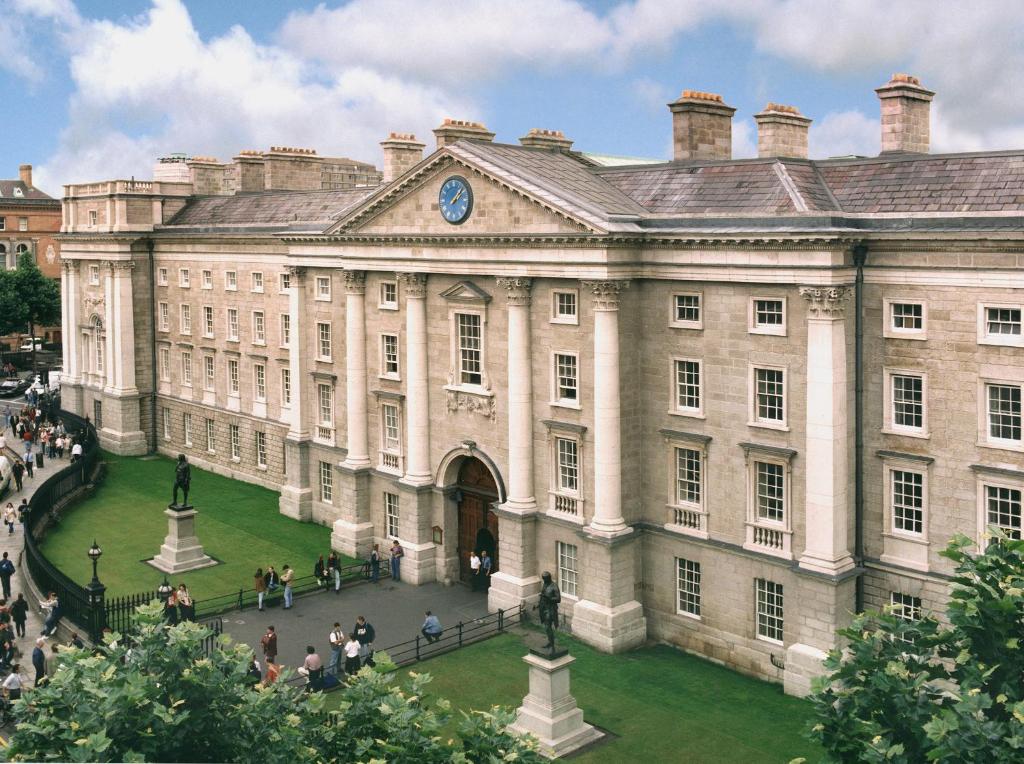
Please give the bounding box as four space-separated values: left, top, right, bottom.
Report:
158 577 173 602
87 540 102 584
85 540 106 642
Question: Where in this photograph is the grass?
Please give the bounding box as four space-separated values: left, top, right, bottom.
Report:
38 452 351 601
348 630 822 763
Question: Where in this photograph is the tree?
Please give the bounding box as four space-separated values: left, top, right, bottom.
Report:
7 602 542 763
806 531 1024 763
0 251 61 372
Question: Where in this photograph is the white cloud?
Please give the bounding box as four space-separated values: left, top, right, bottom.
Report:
0 14 44 82
808 110 878 159
731 119 756 159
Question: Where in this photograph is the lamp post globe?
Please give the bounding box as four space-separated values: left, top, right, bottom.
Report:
88 540 102 583
158 578 173 602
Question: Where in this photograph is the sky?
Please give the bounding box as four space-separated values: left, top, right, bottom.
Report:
3 0 1024 195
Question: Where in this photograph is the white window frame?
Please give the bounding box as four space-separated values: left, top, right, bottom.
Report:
179 304 191 335
229 423 240 461
315 276 331 301
676 557 701 619
203 355 215 392
179 268 190 288
158 346 170 382
748 364 788 431
451 309 487 390
225 270 237 291
665 437 709 539
979 378 1024 452
89 264 101 285
380 333 400 379
755 578 784 644
378 400 403 473
255 431 267 468
201 269 212 290
883 368 928 438
670 292 703 330
251 271 264 293
890 591 922 623
883 298 927 340
88 209 98 227
183 413 193 447
976 471 1024 543
551 351 580 408
742 445 794 559
379 280 398 310
556 541 579 598
314 382 335 445
252 311 266 345
281 368 292 407
162 408 171 441
551 289 579 325
384 492 400 538
17 217 27 232
670 357 704 418
280 313 291 348
978 302 1024 348
279 272 291 292
202 305 214 338
878 451 932 572
319 461 334 504
156 266 167 286
158 302 169 332
227 358 240 396
253 363 267 402
205 418 215 453
316 321 332 361
226 308 239 341
546 424 585 521
180 350 192 387
748 296 786 336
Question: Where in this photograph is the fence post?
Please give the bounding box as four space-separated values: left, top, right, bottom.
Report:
238 588 243 610
498 608 504 632
458 621 463 648
415 635 421 662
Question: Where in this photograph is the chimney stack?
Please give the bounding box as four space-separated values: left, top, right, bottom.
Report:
19 164 32 188
380 133 426 183
432 118 496 150
518 128 573 152
754 103 812 159
875 73 934 154
262 146 323 191
668 90 736 161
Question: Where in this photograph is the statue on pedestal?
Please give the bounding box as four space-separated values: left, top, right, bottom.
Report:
538 570 561 650
172 454 191 507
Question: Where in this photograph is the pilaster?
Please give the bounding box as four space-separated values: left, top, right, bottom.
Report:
488 508 542 612
280 266 312 521
398 272 431 487
342 270 370 469
496 277 536 513
331 464 374 557
395 481 437 584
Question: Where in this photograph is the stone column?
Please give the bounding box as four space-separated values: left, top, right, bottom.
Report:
103 262 116 392
342 270 370 468
66 262 80 383
111 261 137 393
398 272 431 486
60 261 71 377
280 266 312 520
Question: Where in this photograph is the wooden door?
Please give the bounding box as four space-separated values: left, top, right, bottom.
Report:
458 493 486 580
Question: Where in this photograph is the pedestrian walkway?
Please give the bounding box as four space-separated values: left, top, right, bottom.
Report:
220 576 491 675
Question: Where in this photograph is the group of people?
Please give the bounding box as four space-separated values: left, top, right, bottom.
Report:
161 583 196 624
468 549 494 591
253 564 297 610
257 614 379 690
366 539 404 583
2 405 85 494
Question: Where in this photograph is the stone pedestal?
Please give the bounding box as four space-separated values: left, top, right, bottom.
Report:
148 505 218 574
510 649 603 759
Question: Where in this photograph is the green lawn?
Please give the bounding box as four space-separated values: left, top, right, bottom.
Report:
357 631 821 763
39 452 349 601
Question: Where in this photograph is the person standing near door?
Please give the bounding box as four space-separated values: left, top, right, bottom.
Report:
389 539 403 583
369 545 380 583
469 551 482 591
480 550 493 589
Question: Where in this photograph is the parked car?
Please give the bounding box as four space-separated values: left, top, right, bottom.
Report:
0 375 31 399
18 338 42 351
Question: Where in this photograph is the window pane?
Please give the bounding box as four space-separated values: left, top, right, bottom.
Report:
557 541 578 598
555 354 577 400
892 470 924 534
458 313 482 385
893 375 923 428
756 462 784 521
987 307 1021 336
892 303 923 330
677 558 701 616
987 485 1022 538
556 438 578 492
755 368 784 421
675 447 701 505
675 360 701 410
674 294 700 323
756 578 784 642
988 384 1022 441
754 299 783 327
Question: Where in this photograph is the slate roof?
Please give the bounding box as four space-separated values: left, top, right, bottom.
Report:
164 188 375 229
0 181 58 204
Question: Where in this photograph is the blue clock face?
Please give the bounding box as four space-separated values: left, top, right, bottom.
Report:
439 176 473 224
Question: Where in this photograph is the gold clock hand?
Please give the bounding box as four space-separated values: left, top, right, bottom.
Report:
451 188 463 205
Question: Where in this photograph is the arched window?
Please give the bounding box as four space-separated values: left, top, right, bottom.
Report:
0 244 6 269
14 243 29 264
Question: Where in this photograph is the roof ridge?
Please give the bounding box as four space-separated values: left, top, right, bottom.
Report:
771 162 808 213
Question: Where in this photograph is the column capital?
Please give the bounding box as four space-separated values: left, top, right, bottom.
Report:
799 285 851 319
286 265 306 280
60 259 76 274
581 279 630 310
342 269 367 295
109 260 135 273
396 272 427 298
497 277 533 306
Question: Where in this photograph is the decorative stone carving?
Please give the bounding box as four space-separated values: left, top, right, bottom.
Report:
446 388 496 420
84 296 106 310
342 269 366 294
496 276 533 306
396 271 427 297
45 245 56 264
61 259 75 273
285 265 306 280
799 286 851 318
109 260 135 272
580 279 630 310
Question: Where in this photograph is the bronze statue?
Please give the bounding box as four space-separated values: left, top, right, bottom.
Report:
538 571 561 650
172 454 191 506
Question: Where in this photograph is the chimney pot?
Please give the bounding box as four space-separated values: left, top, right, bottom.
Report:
668 90 736 161
754 103 812 159
380 132 427 183
19 164 32 188
432 118 496 150
518 128 574 151
875 73 934 154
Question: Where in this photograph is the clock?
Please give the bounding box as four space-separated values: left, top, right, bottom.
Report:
439 176 473 225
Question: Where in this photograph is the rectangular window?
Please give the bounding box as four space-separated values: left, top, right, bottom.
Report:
986 485 1022 539
382 403 401 452
754 367 785 424
18 217 27 232
554 353 578 403
674 359 701 413
987 384 1022 443
255 431 267 467
0 217 4 231
892 469 924 535
891 302 923 331
252 311 265 344
88 210 97 227
203 355 215 391
158 346 170 381
162 407 171 440
674 447 702 508
225 270 237 291
384 492 400 538
251 271 264 293
203 306 214 337
557 541 579 598
318 383 333 426
181 350 192 386
381 334 399 377
158 302 169 331
316 276 331 301
227 358 239 395
229 424 240 460
88 264 100 285
280 314 290 347
95 336 104 374
751 298 785 334
317 322 332 359
676 558 701 617
183 413 193 447
380 281 398 309
890 592 922 623
201 269 212 289
205 418 215 452
986 306 1021 336
457 313 482 385
755 461 785 522
92 400 103 429
755 579 784 643
179 268 190 288
551 290 578 324
281 368 291 406
227 308 239 341
892 374 924 430
319 461 334 503
157 267 168 286
672 293 702 328
254 363 266 401
180 304 191 334
279 272 291 291
556 437 579 493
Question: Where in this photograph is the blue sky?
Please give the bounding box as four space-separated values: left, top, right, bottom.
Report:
4 0 1024 194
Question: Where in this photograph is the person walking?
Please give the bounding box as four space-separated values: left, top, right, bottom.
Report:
389 539 403 583
369 544 380 583
343 632 362 678
260 625 278 664
254 567 267 611
421 611 443 643
11 460 23 492
3 503 16 534
0 553 15 600
353 615 375 666
281 564 294 609
11 593 28 638
31 638 45 687
327 622 344 676
469 551 481 592
70 440 82 463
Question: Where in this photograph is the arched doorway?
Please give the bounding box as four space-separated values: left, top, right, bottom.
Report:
456 457 499 585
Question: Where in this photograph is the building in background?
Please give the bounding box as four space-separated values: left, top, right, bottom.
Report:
58 75 1024 697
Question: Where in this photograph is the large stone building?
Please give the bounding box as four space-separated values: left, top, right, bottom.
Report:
59 75 1024 695
1 164 61 278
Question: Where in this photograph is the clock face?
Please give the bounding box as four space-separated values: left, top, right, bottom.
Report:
439 176 473 225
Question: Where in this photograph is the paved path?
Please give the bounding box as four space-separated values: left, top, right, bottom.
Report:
219 576 491 675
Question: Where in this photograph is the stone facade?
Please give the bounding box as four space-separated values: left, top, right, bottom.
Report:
57 75 1024 695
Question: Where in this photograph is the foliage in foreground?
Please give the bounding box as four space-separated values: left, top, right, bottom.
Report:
807 531 1024 763
7 602 542 763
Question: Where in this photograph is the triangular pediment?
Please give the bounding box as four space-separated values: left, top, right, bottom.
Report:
327 151 600 236
439 280 491 304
